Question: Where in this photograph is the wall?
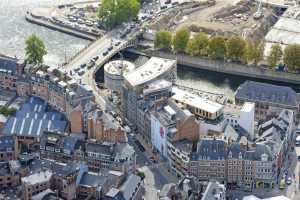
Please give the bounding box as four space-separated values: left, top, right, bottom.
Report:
148 51 300 85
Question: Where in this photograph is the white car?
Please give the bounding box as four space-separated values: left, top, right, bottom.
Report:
286 177 292 185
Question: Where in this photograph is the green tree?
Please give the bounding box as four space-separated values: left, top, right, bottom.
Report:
267 44 282 68
154 30 172 50
25 34 47 65
283 44 300 71
185 32 209 56
172 28 190 53
208 36 226 60
226 36 246 61
137 171 145 179
253 42 264 66
98 0 140 29
243 41 255 64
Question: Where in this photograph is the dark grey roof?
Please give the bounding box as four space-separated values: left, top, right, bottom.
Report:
228 143 245 159
235 81 298 107
79 172 107 187
2 97 67 138
0 135 14 152
120 174 142 200
85 142 115 156
0 56 18 74
0 162 11 176
192 139 227 161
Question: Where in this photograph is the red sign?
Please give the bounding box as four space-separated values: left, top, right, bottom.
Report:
160 127 164 138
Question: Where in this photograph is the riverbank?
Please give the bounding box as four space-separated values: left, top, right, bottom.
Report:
147 50 300 85
25 12 97 41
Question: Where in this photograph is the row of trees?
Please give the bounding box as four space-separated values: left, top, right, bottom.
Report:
154 28 300 71
97 0 140 29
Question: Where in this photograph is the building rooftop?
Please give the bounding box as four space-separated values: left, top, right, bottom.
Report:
192 138 227 161
235 81 298 107
172 87 224 114
21 170 53 185
124 57 176 87
201 181 226 200
0 135 14 152
2 97 67 138
143 79 172 95
104 60 135 76
79 172 107 187
120 174 142 200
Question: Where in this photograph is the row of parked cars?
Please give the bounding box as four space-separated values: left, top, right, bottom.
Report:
102 41 122 56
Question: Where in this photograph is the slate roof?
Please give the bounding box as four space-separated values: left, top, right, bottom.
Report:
85 142 115 155
0 56 18 74
79 172 107 187
192 138 227 161
2 97 67 138
120 174 142 200
0 135 14 152
235 81 298 107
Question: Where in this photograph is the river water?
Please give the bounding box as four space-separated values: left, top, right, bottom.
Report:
1 0 299 97
0 0 89 66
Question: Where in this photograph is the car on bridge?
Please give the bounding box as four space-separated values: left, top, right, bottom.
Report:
102 51 109 56
107 46 113 51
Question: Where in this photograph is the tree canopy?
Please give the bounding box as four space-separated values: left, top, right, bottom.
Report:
267 44 282 68
98 0 140 29
25 34 47 65
185 32 209 56
154 30 172 50
173 28 190 53
226 36 246 61
208 36 226 60
283 44 300 71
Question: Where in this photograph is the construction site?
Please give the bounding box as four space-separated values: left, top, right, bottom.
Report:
151 0 278 41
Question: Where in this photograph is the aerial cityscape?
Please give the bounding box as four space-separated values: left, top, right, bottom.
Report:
0 0 300 199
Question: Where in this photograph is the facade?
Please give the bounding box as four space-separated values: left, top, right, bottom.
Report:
172 87 224 121
0 161 21 188
189 138 227 182
21 170 53 200
151 105 177 157
235 81 299 122
122 57 177 132
0 55 24 91
0 135 18 161
104 174 143 200
136 79 173 143
40 131 135 172
104 60 135 93
87 109 126 143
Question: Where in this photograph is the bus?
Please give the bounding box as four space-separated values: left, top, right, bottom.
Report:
279 178 285 190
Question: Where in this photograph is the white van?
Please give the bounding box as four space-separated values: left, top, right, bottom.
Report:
295 135 300 146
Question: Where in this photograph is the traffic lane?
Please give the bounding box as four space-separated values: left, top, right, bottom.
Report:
128 135 150 166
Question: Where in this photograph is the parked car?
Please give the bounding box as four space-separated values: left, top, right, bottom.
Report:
80 63 86 68
115 41 121 46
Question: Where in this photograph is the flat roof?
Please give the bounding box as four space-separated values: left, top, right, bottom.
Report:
265 7 300 45
22 170 52 185
104 60 135 76
259 0 295 8
172 87 224 114
124 57 176 87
